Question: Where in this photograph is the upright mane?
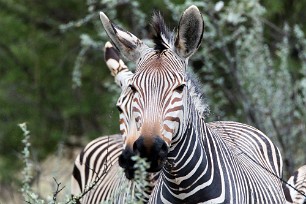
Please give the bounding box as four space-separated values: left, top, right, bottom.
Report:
186 72 210 118
151 12 174 51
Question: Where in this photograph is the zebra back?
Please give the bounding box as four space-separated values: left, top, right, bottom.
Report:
71 134 123 203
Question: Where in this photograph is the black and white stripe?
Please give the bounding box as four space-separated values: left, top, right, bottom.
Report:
148 102 285 203
71 134 159 203
284 165 306 204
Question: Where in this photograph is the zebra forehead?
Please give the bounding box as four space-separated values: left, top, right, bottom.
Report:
135 52 185 76
133 68 184 87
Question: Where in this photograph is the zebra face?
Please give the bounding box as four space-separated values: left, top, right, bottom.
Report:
101 5 204 179
116 52 187 178
130 53 186 145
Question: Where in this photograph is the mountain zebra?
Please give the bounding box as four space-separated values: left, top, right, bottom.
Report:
100 5 287 203
284 165 306 204
71 42 305 203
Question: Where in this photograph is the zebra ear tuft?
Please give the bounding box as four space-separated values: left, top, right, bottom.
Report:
175 5 204 59
100 12 149 62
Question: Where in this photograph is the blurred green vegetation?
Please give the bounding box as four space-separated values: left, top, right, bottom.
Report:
0 0 119 184
0 0 306 191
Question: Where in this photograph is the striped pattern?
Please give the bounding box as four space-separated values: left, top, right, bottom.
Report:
147 105 285 203
284 165 306 204
107 48 286 202
70 42 159 203
70 42 160 203
129 51 186 146
71 134 123 203
71 134 158 203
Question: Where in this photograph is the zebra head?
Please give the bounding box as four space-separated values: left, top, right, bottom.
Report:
101 5 204 179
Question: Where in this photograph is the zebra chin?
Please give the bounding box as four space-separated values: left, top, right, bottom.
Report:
118 136 168 180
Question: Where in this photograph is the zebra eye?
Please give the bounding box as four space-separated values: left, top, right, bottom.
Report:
116 105 123 113
174 84 185 93
129 84 137 93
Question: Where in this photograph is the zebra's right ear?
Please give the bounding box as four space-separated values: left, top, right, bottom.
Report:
100 12 149 62
175 5 204 59
104 41 134 88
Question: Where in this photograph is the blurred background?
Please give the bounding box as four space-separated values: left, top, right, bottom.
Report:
0 0 305 203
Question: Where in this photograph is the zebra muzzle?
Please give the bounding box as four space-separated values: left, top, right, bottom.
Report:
118 147 137 180
119 136 168 180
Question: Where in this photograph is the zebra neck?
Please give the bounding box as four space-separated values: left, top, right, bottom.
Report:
161 115 227 202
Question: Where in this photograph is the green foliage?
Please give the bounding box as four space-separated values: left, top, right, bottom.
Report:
99 155 150 204
132 155 150 203
19 122 46 204
19 123 79 203
0 0 119 183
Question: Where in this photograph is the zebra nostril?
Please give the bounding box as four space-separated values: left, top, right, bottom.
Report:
118 148 137 180
118 154 126 168
158 141 168 159
133 137 144 155
133 147 140 155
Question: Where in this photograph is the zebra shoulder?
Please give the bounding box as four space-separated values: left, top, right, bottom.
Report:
207 121 283 177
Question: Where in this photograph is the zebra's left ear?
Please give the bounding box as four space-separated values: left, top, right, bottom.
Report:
100 12 149 62
175 5 204 59
104 41 134 89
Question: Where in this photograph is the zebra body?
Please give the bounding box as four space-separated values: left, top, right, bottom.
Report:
71 134 123 203
71 134 158 203
284 165 306 204
70 125 285 203
148 115 284 203
100 5 287 203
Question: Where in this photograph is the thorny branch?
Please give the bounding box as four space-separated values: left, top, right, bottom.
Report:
52 177 65 203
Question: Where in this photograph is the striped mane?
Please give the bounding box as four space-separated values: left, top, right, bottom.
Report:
151 12 174 51
186 72 210 118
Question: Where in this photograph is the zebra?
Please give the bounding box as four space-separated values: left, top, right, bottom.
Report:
100 5 287 203
70 44 159 203
104 41 306 204
284 165 306 204
72 42 305 203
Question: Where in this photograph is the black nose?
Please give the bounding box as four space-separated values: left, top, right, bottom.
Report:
133 136 168 172
118 148 136 180
119 136 168 180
